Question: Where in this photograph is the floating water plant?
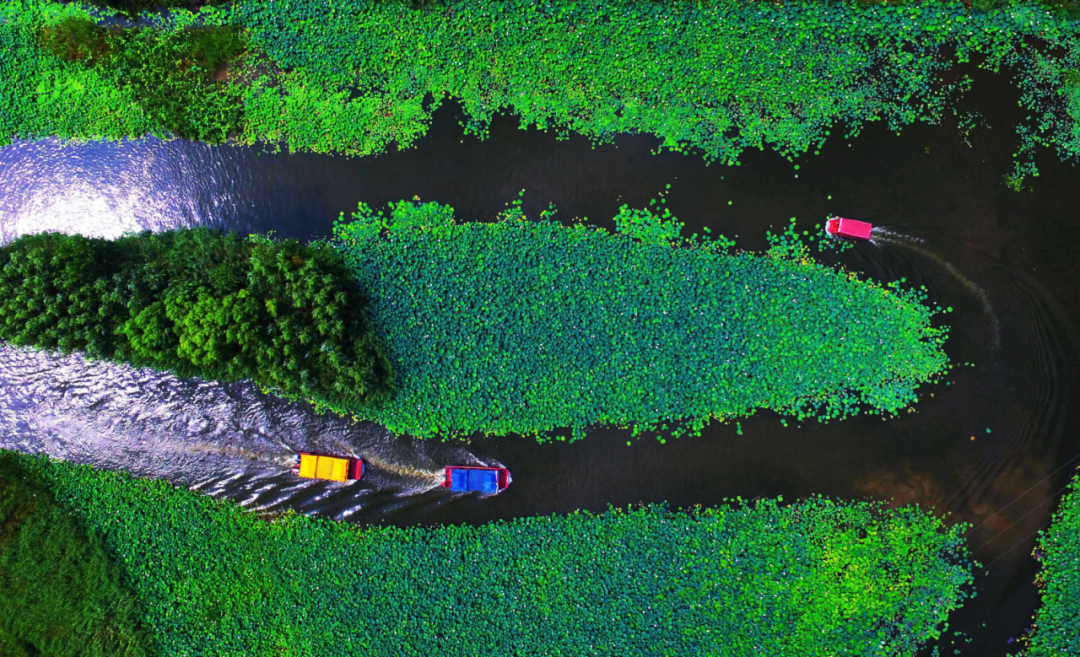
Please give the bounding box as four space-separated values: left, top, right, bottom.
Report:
3 0 1080 185
332 196 950 441
10 452 977 657
1019 468 1080 656
0 453 152 657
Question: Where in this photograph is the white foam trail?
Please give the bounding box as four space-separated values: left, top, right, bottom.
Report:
0 343 493 516
871 229 1001 349
362 453 445 482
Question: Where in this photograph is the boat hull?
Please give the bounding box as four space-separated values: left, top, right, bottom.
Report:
443 465 511 492
826 217 873 241
293 452 363 482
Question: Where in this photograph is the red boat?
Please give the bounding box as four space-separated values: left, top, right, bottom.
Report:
825 217 873 241
292 452 363 483
442 465 511 493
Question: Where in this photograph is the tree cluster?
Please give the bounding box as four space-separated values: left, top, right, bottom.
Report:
0 228 392 408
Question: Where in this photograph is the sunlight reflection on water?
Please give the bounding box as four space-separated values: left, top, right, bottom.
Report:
0 136 312 243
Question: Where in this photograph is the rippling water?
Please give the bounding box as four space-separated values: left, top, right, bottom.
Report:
0 137 330 244
0 66 1078 654
0 343 508 519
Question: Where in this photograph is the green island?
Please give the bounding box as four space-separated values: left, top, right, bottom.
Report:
332 196 949 440
1017 468 1080 656
0 451 977 657
0 198 951 441
3 0 1080 187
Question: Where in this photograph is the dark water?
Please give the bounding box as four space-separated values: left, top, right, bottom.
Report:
1 64 1078 654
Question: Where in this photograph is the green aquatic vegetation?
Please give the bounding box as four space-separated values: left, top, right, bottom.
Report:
1018 469 1080 656
974 0 1080 18
0 3 246 146
38 16 113 63
0 5 143 145
0 453 152 657
0 228 392 410
5 0 1080 182
45 19 249 143
15 452 976 657
86 0 233 19
108 25 247 143
1064 69 1080 145
332 196 949 441
189 0 1080 183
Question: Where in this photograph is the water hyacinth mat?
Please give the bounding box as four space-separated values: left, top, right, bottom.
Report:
14 453 976 657
329 194 952 441
4 0 1080 188
1022 469 1080 656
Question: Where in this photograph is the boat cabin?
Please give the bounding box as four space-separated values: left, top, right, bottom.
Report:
293 452 364 483
443 465 511 493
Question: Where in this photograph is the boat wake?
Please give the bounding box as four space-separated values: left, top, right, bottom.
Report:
856 225 1078 570
361 453 445 483
870 227 1001 349
0 343 493 520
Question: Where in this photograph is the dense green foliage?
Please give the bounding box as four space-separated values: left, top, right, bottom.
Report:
87 0 233 20
1020 470 1080 656
0 4 245 144
214 0 1080 186
331 196 949 441
13 452 975 657
105 24 246 143
0 228 392 409
214 0 1080 178
3 0 1080 184
0 453 151 657
972 0 1080 16
38 15 113 63
39 16 246 142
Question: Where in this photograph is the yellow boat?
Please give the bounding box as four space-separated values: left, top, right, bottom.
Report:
292 452 364 483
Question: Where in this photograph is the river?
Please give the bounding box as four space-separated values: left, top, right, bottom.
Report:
1 64 1077 654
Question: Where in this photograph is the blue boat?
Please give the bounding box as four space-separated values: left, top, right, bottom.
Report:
443 465 511 493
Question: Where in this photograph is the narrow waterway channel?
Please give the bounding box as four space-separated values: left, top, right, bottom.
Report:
1 65 1078 654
